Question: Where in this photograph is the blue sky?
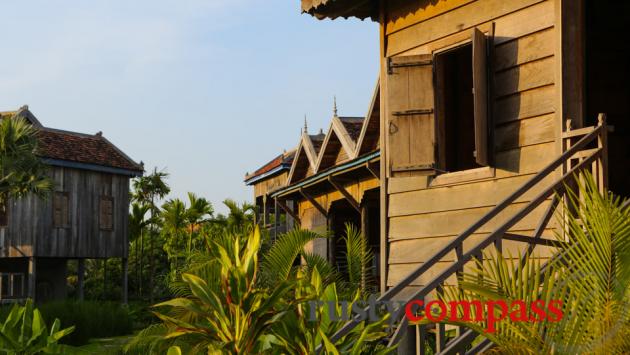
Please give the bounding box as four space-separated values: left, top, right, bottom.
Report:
0 1 378 214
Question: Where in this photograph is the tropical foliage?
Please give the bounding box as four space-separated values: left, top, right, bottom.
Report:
0 115 51 210
125 226 392 354
419 174 630 354
0 300 76 354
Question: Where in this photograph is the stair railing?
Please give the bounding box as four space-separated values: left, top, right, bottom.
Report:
319 114 608 354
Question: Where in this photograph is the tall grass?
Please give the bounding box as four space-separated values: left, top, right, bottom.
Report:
36 301 133 345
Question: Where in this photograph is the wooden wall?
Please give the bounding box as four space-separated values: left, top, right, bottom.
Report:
1 166 130 258
300 176 380 257
382 0 560 288
253 172 288 198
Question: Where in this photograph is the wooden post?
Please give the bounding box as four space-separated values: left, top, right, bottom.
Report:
286 200 294 231
597 113 608 192
273 199 279 242
28 257 36 302
122 257 128 304
263 195 269 226
77 259 85 301
360 203 369 291
103 259 107 300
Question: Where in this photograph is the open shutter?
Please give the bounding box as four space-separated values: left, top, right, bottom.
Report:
472 28 489 166
387 54 436 174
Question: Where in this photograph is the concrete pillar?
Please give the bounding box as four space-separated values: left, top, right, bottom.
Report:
27 257 36 302
122 257 128 304
77 259 85 301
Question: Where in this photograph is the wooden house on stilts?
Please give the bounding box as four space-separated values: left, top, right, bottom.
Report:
249 0 630 353
0 107 142 303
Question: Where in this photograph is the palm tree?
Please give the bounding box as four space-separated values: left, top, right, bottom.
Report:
429 174 630 354
129 202 151 299
161 198 188 273
0 115 52 215
222 199 256 230
185 192 213 253
132 168 170 301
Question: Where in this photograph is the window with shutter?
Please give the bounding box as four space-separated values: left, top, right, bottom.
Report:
387 54 436 175
99 196 113 230
52 192 69 228
434 28 491 173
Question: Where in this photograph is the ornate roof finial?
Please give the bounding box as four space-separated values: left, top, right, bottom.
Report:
333 96 338 117
303 115 308 134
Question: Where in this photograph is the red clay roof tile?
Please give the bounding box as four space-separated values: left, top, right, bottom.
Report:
36 128 143 172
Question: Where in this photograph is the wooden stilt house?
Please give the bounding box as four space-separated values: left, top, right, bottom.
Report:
297 0 630 353
0 106 142 303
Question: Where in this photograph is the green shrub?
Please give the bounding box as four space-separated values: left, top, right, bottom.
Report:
0 299 76 354
37 300 133 345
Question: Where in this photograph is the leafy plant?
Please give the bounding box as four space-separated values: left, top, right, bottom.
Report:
0 115 52 210
128 227 292 354
418 173 630 354
260 228 335 287
37 300 133 346
270 267 394 355
343 223 376 296
127 224 393 354
0 299 76 354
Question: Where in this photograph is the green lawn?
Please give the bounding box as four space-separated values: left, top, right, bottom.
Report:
77 335 134 355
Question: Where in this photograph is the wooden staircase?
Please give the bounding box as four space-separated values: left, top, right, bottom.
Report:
321 115 610 355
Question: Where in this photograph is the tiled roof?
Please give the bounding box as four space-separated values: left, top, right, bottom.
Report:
339 117 364 141
37 128 143 172
310 133 326 153
245 149 295 182
1 107 142 174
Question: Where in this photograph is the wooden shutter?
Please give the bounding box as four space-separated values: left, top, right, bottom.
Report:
473 28 489 166
387 54 436 174
100 196 113 230
53 192 69 228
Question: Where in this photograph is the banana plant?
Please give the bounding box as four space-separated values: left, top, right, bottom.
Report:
0 299 76 354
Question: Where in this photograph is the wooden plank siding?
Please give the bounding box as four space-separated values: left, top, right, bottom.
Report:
299 176 380 258
2 166 130 259
383 0 560 288
253 172 288 198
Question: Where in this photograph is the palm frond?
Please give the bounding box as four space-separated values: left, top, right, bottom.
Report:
343 223 375 296
261 228 325 286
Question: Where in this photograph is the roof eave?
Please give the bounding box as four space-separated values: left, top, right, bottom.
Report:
302 0 378 21
244 164 291 185
42 158 144 177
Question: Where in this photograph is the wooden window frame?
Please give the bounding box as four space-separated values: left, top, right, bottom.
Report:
99 196 114 231
432 27 493 181
52 191 70 229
